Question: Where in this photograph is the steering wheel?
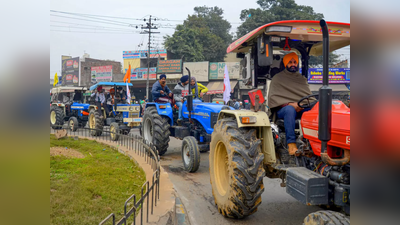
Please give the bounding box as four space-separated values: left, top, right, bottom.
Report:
297 94 319 108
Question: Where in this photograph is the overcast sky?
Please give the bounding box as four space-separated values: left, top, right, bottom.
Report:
50 0 350 78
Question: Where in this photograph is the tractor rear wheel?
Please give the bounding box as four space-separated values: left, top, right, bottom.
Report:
303 211 350 225
50 107 64 130
110 122 120 141
89 109 103 136
182 136 200 172
210 117 265 218
141 107 170 156
68 116 78 132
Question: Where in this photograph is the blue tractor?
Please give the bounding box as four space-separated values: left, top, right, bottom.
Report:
140 68 233 172
50 86 90 131
88 82 142 140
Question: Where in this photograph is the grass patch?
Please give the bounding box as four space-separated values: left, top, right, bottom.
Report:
50 135 146 225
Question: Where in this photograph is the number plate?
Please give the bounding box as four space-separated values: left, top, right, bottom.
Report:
123 118 142 122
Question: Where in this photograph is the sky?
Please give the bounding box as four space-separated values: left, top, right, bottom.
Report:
50 0 350 78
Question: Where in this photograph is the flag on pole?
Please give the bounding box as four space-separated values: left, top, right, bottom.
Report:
123 64 131 83
126 82 131 104
53 73 59 86
223 64 231 104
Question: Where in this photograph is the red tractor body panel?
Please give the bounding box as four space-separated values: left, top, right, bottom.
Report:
301 100 350 157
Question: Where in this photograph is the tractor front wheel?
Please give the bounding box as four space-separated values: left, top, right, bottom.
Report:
210 117 265 218
182 136 200 173
110 122 120 141
303 211 350 225
141 107 170 156
89 109 103 136
68 117 78 132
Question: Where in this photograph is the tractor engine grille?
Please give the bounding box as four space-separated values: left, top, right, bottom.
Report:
210 112 219 129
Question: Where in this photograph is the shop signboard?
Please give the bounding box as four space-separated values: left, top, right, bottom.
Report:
61 57 79 86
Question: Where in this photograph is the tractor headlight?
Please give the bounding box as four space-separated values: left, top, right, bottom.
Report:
135 106 139 111
129 106 134 111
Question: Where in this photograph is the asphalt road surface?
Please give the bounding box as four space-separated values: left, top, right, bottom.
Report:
128 129 320 225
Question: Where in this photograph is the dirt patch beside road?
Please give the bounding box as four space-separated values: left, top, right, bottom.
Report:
50 147 85 158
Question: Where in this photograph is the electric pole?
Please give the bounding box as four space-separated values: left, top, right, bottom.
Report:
141 15 159 100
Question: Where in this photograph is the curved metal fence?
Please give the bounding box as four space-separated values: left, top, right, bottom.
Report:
50 125 161 225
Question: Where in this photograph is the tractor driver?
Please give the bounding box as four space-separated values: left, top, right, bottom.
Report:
268 52 315 155
151 74 172 102
63 92 73 115
91 86 109 118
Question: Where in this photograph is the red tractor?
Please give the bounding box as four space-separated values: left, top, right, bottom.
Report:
209 20 350 224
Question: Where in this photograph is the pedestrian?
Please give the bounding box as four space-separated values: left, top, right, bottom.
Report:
232 99 240 110
244 100 251 110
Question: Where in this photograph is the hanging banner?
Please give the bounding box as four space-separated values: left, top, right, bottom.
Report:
61 57 79 86
91 65 113 82
307 68 350 84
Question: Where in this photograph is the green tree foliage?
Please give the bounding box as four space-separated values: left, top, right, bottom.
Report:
164 6 232 62
309 52 343 68
237 0 324 37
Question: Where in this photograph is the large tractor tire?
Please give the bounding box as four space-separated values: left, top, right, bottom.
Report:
110 122 120 141
50 107 64 130
68 116 79 132
182 136 201 173
303 211 350 225
141 107 170 156
210 117 265 218
89 109 103 136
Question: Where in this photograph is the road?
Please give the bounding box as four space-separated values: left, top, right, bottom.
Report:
129 129 320 225
62 127 320 224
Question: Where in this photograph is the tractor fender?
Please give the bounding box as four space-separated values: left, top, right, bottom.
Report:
145 103 173 126
89 105 106 118
218 110 276 165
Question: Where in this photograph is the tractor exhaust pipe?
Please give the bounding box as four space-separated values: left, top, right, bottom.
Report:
185 67 193 123
318 20 349 166
318 20 332 154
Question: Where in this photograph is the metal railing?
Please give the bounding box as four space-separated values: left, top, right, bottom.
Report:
50 125 161 225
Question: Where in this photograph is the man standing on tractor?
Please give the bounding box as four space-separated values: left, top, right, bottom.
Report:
173 75 190 125
91 86 108 118
151 74 172 102
190 77 208 100
268 52 315 155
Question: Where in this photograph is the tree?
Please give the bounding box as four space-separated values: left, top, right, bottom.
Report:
309 52 343 68
164 6 232 62
236 0 324 37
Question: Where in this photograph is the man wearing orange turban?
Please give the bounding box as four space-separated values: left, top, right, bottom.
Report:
268 52 315 155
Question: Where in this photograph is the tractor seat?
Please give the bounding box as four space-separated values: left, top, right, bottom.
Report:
276 119 301 130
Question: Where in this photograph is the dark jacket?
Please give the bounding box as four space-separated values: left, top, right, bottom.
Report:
151 80 171 100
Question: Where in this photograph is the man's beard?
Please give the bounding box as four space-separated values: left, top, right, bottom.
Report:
286 65 299 72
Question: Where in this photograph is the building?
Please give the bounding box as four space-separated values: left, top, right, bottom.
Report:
80 57 123 87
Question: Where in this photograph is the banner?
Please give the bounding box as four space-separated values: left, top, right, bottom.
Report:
124 67 157 80
123 49 167 59
307 68 350 84
157 59 183 74
61 57 79 86
91 65 113 82
183 62 209 82
209 62 240 80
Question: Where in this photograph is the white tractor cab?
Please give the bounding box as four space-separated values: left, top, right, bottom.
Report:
210 20 351 224
88 82 141 139
50 86 88 130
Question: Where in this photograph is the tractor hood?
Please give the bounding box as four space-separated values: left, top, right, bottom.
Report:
192 100 233 113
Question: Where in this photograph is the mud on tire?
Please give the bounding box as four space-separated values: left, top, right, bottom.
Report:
210 117 265 218
141 107 170 156
304 210 350 225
